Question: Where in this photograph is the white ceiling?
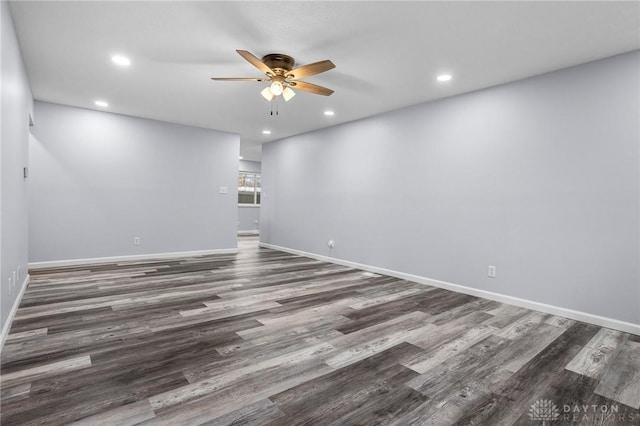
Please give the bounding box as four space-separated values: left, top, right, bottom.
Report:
9 1 640 161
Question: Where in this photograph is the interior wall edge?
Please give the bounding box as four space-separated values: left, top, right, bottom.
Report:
1 0 34 335
27 248 239 270
0 273 30 354
260 242 640 336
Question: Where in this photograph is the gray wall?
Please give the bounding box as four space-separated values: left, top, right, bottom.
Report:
239 160 261 233
1 1 34 335
240 160 261 174
30 101 239 263
238 206 260 233
261 51 640 325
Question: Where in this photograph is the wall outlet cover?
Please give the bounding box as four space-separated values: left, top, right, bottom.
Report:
488 265 496 278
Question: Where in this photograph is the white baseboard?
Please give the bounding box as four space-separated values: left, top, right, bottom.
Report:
0 274 30 354
238 230 260 235
260 242 640 336
28 248 238 270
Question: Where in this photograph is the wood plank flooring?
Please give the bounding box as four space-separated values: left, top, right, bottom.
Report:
1 236 639 425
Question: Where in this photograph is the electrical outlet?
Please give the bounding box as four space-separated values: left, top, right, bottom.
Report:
134 237 141 245
488 265 496 278
328 240 335 248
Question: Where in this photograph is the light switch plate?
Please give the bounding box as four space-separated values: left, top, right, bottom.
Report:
219 186 228 194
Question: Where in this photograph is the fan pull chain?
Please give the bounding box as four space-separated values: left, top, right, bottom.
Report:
269 99 280 116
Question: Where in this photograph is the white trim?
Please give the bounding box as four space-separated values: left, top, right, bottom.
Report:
238 204 260 208
0 274 30 354
238 230 260 236
259 242 640 336
28 248 238 269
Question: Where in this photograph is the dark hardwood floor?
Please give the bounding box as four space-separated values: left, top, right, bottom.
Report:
1 236 639 425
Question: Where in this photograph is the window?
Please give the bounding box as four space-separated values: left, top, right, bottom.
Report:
238 172 260 205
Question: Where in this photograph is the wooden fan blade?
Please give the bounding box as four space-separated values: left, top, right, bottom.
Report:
211 77 267 82
286 60 335 80
290 80 334 96
236 50 274 76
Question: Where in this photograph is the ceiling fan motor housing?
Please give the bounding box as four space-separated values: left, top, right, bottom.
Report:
261 54 295 75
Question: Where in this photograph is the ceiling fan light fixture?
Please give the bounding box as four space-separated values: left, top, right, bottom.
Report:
261 86 274 101
212 50 336 102
269 80 284 96
282 86 296 102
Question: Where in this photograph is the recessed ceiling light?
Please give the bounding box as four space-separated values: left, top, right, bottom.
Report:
324 110 335 116
437 74 452 82
262 130 271 135
94 100 109 107
239 156 243 160
111 55 131 67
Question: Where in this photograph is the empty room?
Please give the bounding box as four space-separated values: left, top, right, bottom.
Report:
1 1 639 425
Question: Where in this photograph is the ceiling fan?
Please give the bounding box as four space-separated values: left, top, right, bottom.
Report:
212 50 335 102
